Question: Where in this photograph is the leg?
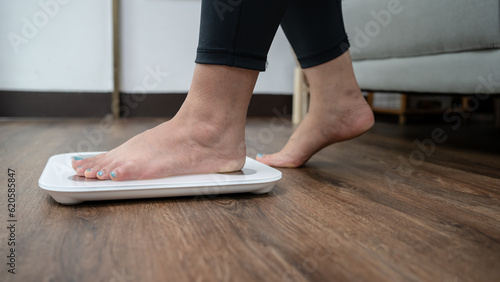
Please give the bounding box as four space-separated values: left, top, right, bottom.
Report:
257 0 374 167
72 0 289 180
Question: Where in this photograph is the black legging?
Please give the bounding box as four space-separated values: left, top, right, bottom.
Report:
195 0 349 71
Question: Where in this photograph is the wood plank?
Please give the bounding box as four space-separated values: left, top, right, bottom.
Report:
0 118 498 282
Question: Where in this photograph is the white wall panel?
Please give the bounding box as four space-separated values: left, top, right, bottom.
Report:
120 0 294 95
0 0 113 92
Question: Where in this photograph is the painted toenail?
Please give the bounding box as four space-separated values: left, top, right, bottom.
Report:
78 166 83 169
86 169 91 172
73 156 84 161
257 153 263 158
110 171 116 178
97 171 103 177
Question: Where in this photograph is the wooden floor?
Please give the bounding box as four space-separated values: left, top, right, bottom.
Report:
0 117 499 282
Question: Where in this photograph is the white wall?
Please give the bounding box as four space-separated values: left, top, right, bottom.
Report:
0 0 113 92
0 0 294 94
119 0 295 95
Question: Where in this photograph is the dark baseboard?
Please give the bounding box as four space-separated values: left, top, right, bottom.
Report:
119 93 186 118
248 94 292 117
120 93 292 117
0 91 292 118
0 91 112 117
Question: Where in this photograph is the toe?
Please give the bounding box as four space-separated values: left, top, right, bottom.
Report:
256 153 277 166
256 153 279 166
81 154 112 179
71 155 94 171
75 166 86 176
109 165 139 181
71 156 85 170
257 152 303 168
256 153 265 162
96 168 109 180
84 168 99 179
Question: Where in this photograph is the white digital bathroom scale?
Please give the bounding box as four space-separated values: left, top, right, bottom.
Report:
39 152 282 205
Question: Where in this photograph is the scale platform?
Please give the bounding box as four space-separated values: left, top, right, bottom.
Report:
39 152 282 205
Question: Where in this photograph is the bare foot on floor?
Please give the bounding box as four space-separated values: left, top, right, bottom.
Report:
71 116 246 181
256 92 374 168
256 51 374 168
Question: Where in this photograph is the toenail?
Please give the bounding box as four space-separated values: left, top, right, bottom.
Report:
77 166 82 169
86 169 91 172
110 171 116 178
97 171 103 177
257 153 263 158
73 156 84 161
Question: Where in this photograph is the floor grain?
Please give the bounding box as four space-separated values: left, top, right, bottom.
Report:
0 117 499 282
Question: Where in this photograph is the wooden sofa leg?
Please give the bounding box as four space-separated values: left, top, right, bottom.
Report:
398 94 408 125
398 115 406 125
293 67 309 125
292 67 303 124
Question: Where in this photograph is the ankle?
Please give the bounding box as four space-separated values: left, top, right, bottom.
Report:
176 98 244 126
170 107 246 153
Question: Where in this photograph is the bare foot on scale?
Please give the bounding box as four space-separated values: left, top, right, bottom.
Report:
71 117 246 181
71 65 257 181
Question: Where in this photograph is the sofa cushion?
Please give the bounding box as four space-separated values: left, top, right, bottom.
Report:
352 49 500 94
342 0 500 61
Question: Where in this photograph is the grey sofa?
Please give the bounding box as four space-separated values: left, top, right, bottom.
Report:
292 0 500 125
343 0 500 95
